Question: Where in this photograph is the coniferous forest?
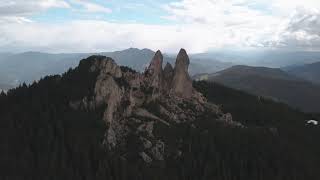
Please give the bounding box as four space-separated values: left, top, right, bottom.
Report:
1 62 320 180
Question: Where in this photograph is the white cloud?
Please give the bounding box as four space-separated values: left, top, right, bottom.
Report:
272 0 320 13
70 0 112 13
0 20 215 53
1 0 320 53
0 0 112 21
0 0 69 16
163 0 286 50
287 8 320 36
0 0 70 23
266 8 320 50
163 0 320 51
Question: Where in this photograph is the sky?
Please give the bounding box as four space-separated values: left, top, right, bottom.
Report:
0 0 320 53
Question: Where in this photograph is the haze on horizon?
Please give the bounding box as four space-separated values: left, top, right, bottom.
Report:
0 0 320 54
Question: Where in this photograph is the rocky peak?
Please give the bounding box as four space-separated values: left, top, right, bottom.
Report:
84 55 123 79
172 49 193 98
175 49 190 71
71 49 241 163
145 50 164 89
146 50 163 75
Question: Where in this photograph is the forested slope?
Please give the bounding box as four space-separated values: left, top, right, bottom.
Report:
0 58 319 180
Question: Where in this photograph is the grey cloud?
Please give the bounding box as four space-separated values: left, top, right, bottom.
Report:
0 0 69 17
287 9 320 35
265 9 320 50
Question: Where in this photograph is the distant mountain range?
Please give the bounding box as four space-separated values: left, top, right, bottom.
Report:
0 48 232 90
192 49 320 67
1 48 319 113
284 61 320 85
195 65 320 113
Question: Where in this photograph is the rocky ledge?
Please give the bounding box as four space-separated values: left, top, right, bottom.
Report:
70 49 242 163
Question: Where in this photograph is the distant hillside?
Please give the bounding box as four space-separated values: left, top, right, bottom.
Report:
194 81 319 126
0 52 86 87
0 52 12 61
284 61 320 84
0 48 232 89
192 50 320 67
211 65 301 81
197 65 320 113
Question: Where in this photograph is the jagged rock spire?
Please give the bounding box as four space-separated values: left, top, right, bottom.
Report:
145 50 163 88
171 49 193 98
175 49 190 72
146 50 163 75
163 62 174 89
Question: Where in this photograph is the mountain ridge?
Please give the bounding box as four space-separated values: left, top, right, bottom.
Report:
284 61 320 85
0 48 232 89
195 65 320 113
192 49 320 67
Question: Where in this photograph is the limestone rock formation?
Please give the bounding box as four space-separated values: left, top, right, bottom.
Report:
72 49 242 163
145 50 163 89
89 56 122 78
172 49 193 98
163 62 174 90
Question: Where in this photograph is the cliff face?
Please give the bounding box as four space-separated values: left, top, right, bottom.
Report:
143 49 193 98
70 49 241 162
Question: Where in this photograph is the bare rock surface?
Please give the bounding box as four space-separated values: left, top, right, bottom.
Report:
145 50 163 87
172 49 193 98
163 62 174 89
74 50 242 162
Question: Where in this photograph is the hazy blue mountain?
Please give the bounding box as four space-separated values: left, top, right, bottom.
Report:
0 48 232 89
0 52 13 62
0 52 87 87
187 58 233 75
192 49 320 68
100 48 156 71
195 65 320 113
100 48 233 74
284 61 320 85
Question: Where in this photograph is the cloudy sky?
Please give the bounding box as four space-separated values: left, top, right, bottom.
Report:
0 0 320 53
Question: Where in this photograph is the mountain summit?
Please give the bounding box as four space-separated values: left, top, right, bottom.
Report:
70 49 240 162
172 49 193 98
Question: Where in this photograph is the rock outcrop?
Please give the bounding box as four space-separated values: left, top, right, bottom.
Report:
163 62 174 90
145 50 163 90
71 50 242 163
172 49 193 98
